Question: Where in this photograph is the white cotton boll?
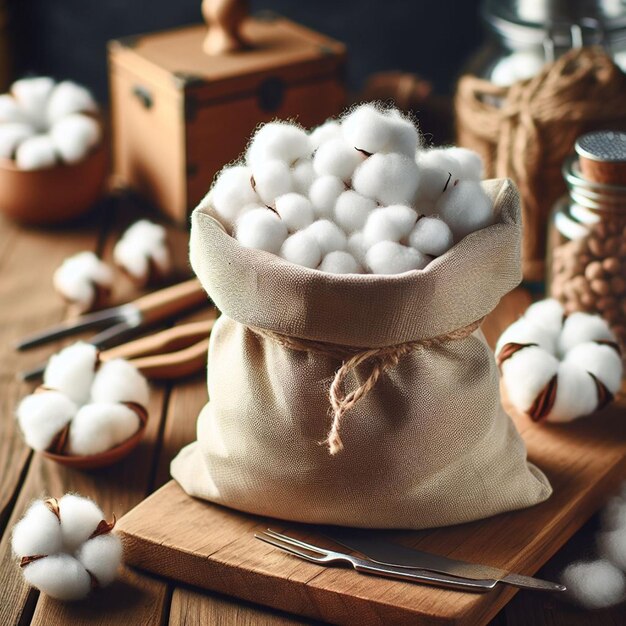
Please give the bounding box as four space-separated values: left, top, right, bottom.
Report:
308 175 345 219
561 560 626 609
366 241 429 275
603 496 626 531
113 220 170 282
0 94 29 124
435 180 493 241
444 147 483 181
91 358 149 406
334 190 377 234
313 137 364 181
558 312 616 356
310 120 341 148
500 346 559 413
76 534 122 587
280 231 322 269
523 298 564 338
46 81 97 124
292 159 315 195
413 165 452 211
251 159 293 205
352 153 420 205
347 232 368 265
0 122 35 159
53 251 113 311
246 122 311 167
305 219 347 255
235 207 288 254
599 529 626 571
50 114 101 164
564 343 623 396
22 553 92 601
408 216 454 257
68 403 140 456
547 361 599 423
362 205 418 248
319 251 361 274
12 77 55 129
17 391 77 452
274 193 314 232
58 494 104 552
15 134 57 170
210 165 259 228
44 342 98 406
495 317 557 356
12 501 63 558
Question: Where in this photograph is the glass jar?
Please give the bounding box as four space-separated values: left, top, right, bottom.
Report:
470 0 626 86
548 132 626 352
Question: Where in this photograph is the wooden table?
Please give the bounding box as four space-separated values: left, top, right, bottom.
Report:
0 200 624 625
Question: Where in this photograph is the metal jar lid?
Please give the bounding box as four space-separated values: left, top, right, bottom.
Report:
575 130 626 185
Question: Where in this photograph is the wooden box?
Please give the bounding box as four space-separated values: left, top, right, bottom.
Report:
108 12 346 224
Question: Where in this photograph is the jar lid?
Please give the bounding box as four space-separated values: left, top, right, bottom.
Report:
576 130 626 163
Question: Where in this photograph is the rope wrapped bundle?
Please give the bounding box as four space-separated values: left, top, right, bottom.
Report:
455 47 626 282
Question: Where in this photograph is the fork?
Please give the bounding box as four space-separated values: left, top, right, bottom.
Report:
255 529 497 592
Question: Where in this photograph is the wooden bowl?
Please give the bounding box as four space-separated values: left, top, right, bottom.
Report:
0 142 108 225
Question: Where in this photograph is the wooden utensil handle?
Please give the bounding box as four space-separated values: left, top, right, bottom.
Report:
202 0 249 55
134 278 208 324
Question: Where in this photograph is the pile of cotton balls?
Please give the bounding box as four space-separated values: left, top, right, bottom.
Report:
496 299 623 423
204 103 492 275
0 77 101 170
12 494 121 600
17 342 149 456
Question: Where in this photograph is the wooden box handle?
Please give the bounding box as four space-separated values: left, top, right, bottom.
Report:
202 0 249 55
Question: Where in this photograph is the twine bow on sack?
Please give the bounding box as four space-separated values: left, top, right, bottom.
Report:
252 317 484 455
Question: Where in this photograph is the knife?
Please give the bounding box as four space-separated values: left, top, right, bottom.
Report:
323 527 566 593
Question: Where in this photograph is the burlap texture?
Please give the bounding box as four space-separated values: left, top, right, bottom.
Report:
171 178 552 529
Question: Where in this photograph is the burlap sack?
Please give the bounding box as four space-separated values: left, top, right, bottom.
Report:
171 178 552 529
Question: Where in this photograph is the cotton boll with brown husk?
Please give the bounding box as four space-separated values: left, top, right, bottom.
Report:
352 153 420 206
0 122 34 158
53 251 113 313
523 298 565 337
319 250 361 274
235 207 288 255
547 361 600 423
334 190 377 234
43 342 98 406
408 216 454 257
274 193 315 232
310 120 341 148
495 317 558 355
564 343 623 398
306 220 347 255
210 165 260 228
313 137 364 181
558 311 617 356
50 114 101 165
561 560 626 609
362 205 418 248
308 175 344 219
46 81 97 124
91 358 150 407
12 494 122 600
113 220 171 286
246 122 311 167
251 159 294 206
435 180 493 242
280 231 322 269
15 134 57 170
366 241 429 275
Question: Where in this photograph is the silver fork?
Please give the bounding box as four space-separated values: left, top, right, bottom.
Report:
255 529 497 592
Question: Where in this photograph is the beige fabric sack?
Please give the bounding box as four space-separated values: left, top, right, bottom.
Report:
171 178 552 529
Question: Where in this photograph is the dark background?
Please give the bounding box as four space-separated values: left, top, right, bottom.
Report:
8 0 486 101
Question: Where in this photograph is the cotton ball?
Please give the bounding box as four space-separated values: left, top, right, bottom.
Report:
210 165 259 228
0 94 29 124
91 358 149 406
292 159 315 195
46 81 97 124
16 391 77 451
558 312 616 356
313 137 364 181
599 529 626 571
12 500 63 558
50 114 101 164
274 193 314 232
347 232 368 266
352 153 420 205
495 317 557 356
408 216 454 257
548 361 599 423
15 135 57 170
44 342 98 406
413 165 452 211
251 159 293 205
366 241 428 275
319 251 361 274
334 190 377 233
603 495 626 531
246 122 311 167
235 207 288 254
523 299 565 338
12 77 55 129
499 346 559 413
362 205 418 248
308 175 344 219
435 180 493 241
76 534 122 587
444 147 483 180
564 343 623 396
0 122 34 158
280 231 322 269
57 494 104 552
22 553 92 601
310 120 341 149
68 403 141 456
305 219 347 255
561 560 626 609
53 251 113 312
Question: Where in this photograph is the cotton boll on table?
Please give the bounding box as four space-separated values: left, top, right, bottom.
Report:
561 560 626 609
235 208 288 255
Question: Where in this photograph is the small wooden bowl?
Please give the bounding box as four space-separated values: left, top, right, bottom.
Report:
0 142 108 225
